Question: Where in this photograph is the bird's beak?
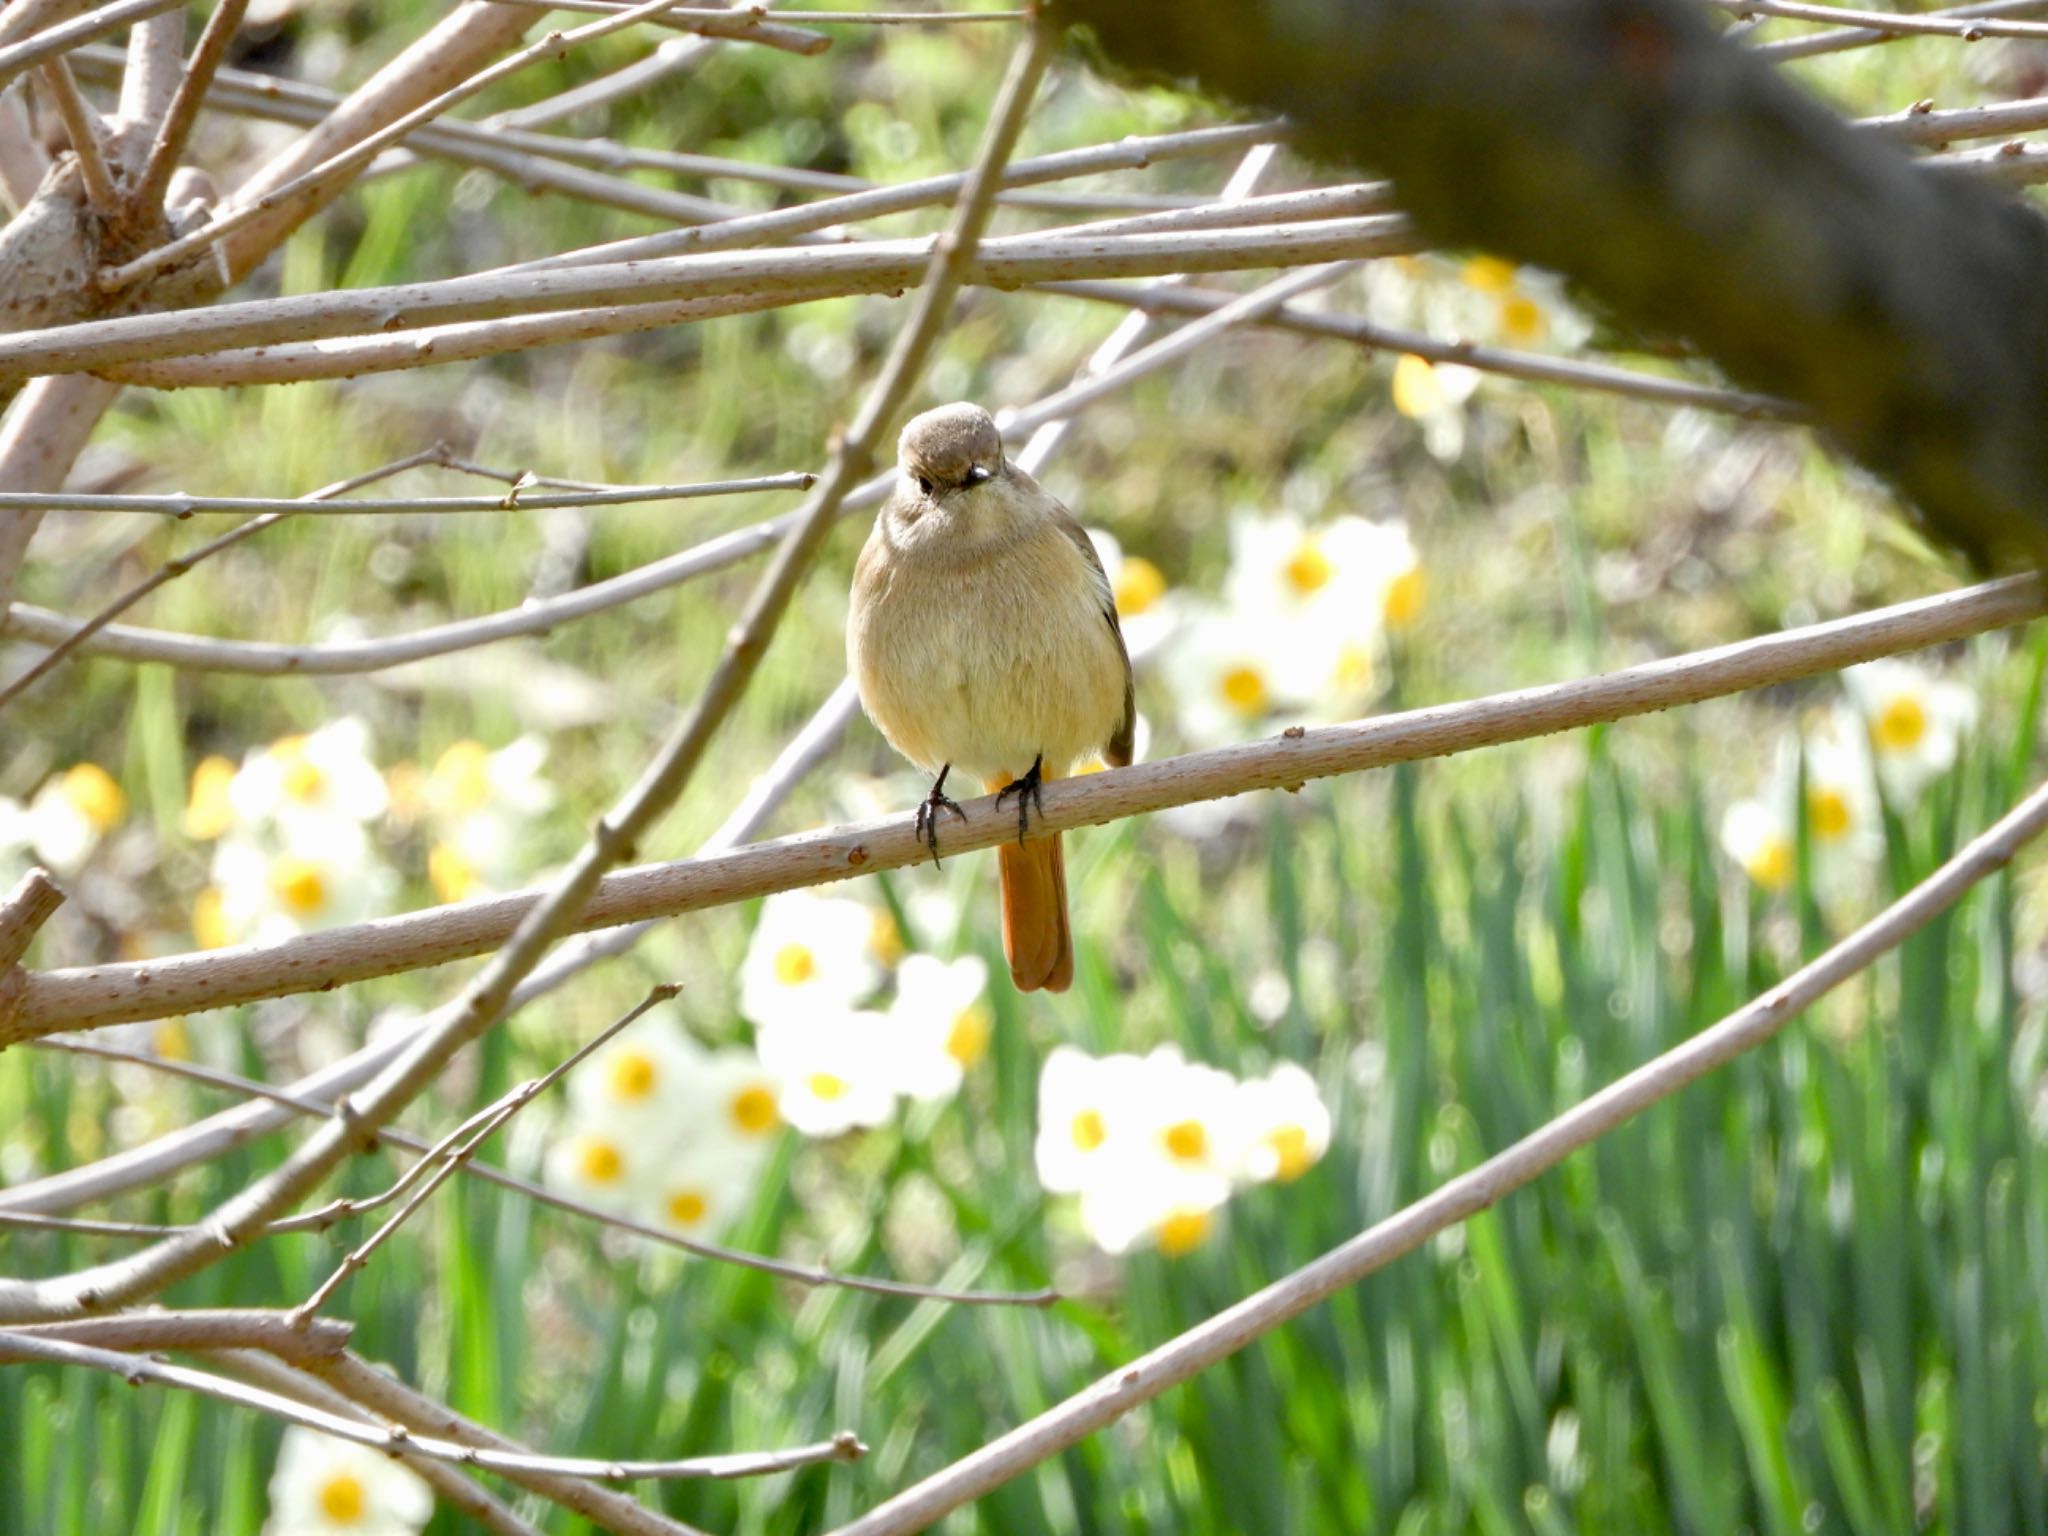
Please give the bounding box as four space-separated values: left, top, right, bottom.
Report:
963 464 992 487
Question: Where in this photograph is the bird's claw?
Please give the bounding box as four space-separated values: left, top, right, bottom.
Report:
915 765 967 866
994 753 1046 846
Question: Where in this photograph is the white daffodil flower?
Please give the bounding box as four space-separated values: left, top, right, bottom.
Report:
1390 352 1483 461
1719 797 1795 892
642 1135 770 1242
1160 605 1305 747
1126 1045 1256 1189
542 1114 644 1212
264 1427 432 1536
1032 1046 1151 1195
1841 659 1976 805
1086 528 1181 662
200 817 393 947
0 762 126 876
881 953 992 1102
756 1010 898 1137
1234 1062 1333 1184
229 718 389 834
738 889 883 1028
1077 1155 1232 1257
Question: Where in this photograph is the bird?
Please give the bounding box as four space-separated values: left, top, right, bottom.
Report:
848 402 1135 993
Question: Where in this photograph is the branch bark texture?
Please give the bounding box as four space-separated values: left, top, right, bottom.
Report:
1046 0 2048 565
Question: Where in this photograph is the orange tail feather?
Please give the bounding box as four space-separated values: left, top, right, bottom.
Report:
996 833 1072 992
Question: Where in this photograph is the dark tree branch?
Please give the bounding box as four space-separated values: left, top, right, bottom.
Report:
1045 0 2048 566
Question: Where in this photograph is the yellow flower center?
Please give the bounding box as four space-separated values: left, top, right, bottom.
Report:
730 1084 779 1135
192 887 232 949
576 1136 623 1185
1266 1124 1315 1182
1218 665 1268 717
152 1018 193 1061
1070 1108 1106 1153
1744 833 1795 892
1161 1119 1208 1164
1283 538 1333 597
317 1470 366 1524
809 1071 849 1102
183 756 237 840
269 856 328 916
1462 255 1519 294
775 943 817 986
1383 566 1426 631
1807 786 1852 842
432 739 493 814
607 1048 659 1102
1499 293 1546 346
869 908 905 967
1157 1207 1213 1257
1391 353 1444 420
1873 694 1929 754
62 763 126 830
666 1188 709 1227
946 1004 992 1067
1114 555 1167 617
271 738 324 805
428 842 476 903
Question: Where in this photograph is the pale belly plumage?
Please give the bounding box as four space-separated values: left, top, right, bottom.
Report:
849 518 1126 786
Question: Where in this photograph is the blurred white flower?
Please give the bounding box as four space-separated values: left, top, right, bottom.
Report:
264 1427 432 1536
1841 659 1976 805
568 1019 708 1136
0 762 126 876
882 953 991 1102
757 1011 897 1136
1234 1063 1333 1183
1087 529 1181 661
1453 255 1592 352
1160 605 1303 747
542 1116 642 1211
199 818 394 947
1127 1045 1255 1188
1390 352 1482 461
644 1136 769 1242
1077 1159 1231 1257
184 754 238 840
229 718 388 834
405 737 556 902
739 889 883 1028
1033 1045 1150 1195
1719 797 1794 892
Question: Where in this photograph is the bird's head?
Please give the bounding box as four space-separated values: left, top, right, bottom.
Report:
896 402 1005 508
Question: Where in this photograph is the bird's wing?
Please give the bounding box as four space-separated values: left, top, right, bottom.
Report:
1049 497 1137 769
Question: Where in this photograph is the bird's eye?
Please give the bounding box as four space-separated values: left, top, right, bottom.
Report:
916 475 933 496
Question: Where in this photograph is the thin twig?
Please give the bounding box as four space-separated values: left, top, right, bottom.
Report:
0 1210 182 1237
0 1329 871 1478
1709 0 2048 36
0 472 816 516
1752 0 2048 58
287 1350 705 1536
22 1030 1059 1304
492 0 1024 21
0 0 187 98
97 0 752 291
827 766 2048 1536
12 1308 353 1360
0 868 65 970
287 984 679 1319
130 0 248 216
36 59 118 215
3 574 2037 1042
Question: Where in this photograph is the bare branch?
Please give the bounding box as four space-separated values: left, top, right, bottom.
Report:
131 0 249 215
3 574 2037 1042
0 82 51 210
1753 0 2048 59
0 867 65 970
0 0 187 99
290 1351 707 1536
0 375 121 604
1 217 1419 380
830 762 2048 1534
287 984 680 1319
493 0 1021 23
13 1308 353 1361
0 472 816 517
1707 0 2048 39
0 1329 870 1480
37 59 118 216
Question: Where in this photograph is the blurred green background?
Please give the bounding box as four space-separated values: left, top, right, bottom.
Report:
2 1 2045 1532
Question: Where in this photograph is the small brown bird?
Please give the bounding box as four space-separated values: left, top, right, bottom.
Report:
848 403 1135 992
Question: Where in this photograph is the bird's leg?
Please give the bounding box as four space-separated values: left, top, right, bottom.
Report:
994 753 1046 846
914 763 968 866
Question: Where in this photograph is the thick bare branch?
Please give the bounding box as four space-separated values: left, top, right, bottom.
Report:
3 575 2036 1040
1046 0 2048 565
0 0 186 99
829 762 2048 1536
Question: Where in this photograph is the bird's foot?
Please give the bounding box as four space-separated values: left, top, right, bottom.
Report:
914 764 968 866
994 753 1046 845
